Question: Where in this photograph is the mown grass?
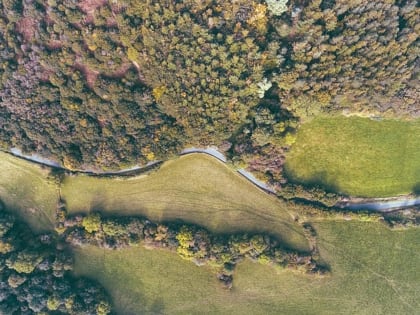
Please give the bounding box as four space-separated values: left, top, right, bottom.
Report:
62 154 309 251
73 222 420 315
0 151 57 232
285 116 420 197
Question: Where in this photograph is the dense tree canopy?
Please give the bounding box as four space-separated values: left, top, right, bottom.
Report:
0 208 112 315
0 0 418 186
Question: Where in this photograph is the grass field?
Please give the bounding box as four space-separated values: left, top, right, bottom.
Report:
73 222 420 315
2 152 419 314
285 116 420 197
62 154 309 252
0 151 57 232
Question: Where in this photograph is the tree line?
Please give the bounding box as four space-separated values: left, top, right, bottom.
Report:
62 212 327 289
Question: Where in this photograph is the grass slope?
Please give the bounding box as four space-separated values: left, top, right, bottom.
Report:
1 152 419 314
73 222 420 315
62 154 309 251
285 116 420 197
0 151 57 231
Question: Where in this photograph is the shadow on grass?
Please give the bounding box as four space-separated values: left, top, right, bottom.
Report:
412 182 420 196
284 167 342 195
150 297 165 315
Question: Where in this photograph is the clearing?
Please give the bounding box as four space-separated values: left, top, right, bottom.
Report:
285 116 420 197
61 154 309 251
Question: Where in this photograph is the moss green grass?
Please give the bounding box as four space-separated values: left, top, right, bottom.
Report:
285 116 420 197
73 222 420 315
62 154 309 252
0 151 57 231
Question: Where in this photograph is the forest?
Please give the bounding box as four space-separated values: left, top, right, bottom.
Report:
0 1 419 314
0 0 418 191
0 204 112 315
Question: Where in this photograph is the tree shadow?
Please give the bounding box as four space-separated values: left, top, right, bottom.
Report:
149 297 165 315
285 167 342 195
413 182 420 196
304 171 341 194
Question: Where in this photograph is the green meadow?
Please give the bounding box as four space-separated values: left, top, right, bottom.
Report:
1 151 419 315
73 222 420 315
285 116 420 197
0 151 57 232
61 154 309 251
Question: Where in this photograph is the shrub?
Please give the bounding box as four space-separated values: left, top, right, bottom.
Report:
82 213 102 233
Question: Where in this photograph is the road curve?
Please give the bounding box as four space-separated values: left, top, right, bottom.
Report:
7 148 162 176
3 147 419 212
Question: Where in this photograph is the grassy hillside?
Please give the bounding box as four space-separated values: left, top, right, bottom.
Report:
62 154 309 252
73 222 420 315
0 151 57 232
1 152 419 314
285 116 420 197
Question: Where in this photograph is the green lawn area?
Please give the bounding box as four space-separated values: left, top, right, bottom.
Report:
62 154 309 252
0 151 57 232
285 116 420 197
1 152 419 314
73 222 420 315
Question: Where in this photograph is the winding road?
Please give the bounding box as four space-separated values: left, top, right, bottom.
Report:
336 198 420 212
5 147 419 212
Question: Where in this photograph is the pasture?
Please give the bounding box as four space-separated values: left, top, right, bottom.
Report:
62 154 309 251
285 116 420 197
2 152 419 314
0 151 57 231
73 222 420 314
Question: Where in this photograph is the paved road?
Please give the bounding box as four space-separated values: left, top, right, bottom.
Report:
5 147 419 212
338 198 420 212
8 148 161 175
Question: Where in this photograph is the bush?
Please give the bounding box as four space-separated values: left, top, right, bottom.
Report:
82 213 102 233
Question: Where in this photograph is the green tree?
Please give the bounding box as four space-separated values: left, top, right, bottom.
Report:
6 250 43 274
82 213 102 233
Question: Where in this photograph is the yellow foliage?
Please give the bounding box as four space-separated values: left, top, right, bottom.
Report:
0 240 13 254
47 296 60 311
315 91 332 105
82 213 101 233
87 44 97 51
63 156 76 170
247 3 268 34
176 226 193 248
79 119 88 128
127 46 139 62
258 254 271 265
146 152 155 161
284 132 297 146
141 147 155 161
176 246 194 259
152 86 167 101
